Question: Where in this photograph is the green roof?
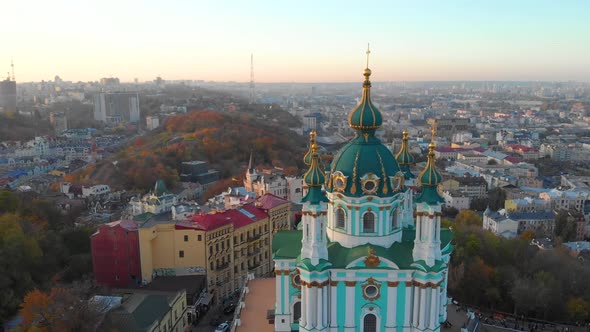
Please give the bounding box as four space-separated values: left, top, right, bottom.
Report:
272 231 303 259
418 146 442 187
272 228 454 270
395 132 415 166
415 186 445 205
154 179 170 196
348 69 382 130
327 134 401 198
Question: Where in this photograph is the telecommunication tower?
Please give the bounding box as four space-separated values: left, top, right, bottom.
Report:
11 58 15 81
249 54 255 104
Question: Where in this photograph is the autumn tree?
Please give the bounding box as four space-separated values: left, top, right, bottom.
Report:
455 210 482 226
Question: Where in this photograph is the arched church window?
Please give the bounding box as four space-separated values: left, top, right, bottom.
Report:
391 208 398 230
336 208 346 229
362 213 375 233
293 301 301 323
363 313 377 332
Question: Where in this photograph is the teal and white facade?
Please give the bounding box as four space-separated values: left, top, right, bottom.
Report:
273 61 453 332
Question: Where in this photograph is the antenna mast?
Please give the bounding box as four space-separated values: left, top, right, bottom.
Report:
249 54 255 104
10 58 14 81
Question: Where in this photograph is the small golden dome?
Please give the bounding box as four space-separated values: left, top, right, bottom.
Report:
363 68 372 77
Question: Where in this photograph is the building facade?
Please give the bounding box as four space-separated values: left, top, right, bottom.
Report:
273 65 453 332
94 92 140 124
91 220 142 288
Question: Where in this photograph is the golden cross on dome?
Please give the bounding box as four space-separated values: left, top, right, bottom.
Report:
430 124 437 145
365 43 371 69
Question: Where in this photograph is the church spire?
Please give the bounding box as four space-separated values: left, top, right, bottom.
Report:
416 126 444 204
303 131 317 166
302 142 328 205
348 44 382 132
396 130 416 179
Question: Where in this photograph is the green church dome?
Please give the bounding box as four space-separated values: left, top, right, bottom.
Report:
395 131 416 179
302 143 329 205
416 141 444 204
326 62 401 197
348 69 382 130
328 134 401 197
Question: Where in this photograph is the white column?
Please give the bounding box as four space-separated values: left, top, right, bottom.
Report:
283 274 290 315
330 282 337 327
275 274 282 314
412 286 419 328
322 286 328 328
429 287 438 330
345 284 355 329
418 287 427 330
300 286 307 328
404 283 412 329
386 283 397 327
316 286 326 330
317 285 324 329
309 286 316 329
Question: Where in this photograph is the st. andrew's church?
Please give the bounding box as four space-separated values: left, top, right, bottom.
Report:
272 53 453 332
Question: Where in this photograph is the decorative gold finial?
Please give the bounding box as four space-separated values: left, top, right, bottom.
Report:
363 44 372 83
311 143 318 154
402 130 409 139
310 131 316 140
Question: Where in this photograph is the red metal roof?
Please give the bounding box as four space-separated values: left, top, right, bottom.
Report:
255 193 290 210
187 205 268 231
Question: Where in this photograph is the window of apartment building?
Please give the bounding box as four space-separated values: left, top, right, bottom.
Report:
210 262 214 270
184 235 188 242
209 246 213 255
240 234 244 242
221 241 225 250
258 226 262 234
216 243 219 252
179 250 184 258
233 236 237 244
198 235 202 241
234 266 238 273
265 251 268 259
226 239 230 248
264 224 268 232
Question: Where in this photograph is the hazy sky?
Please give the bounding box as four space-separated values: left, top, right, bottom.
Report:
2 0 589 82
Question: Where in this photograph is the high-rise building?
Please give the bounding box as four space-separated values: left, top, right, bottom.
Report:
0 77 17 113
94 92 140 124
50 111 68 133
272 62 453 332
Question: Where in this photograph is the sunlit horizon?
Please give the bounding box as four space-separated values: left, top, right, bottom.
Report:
2 0 590 83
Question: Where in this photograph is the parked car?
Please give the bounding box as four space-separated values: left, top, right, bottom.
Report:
223 303 236 315
215 322 230 332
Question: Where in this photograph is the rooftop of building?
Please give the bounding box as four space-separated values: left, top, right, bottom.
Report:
273 228 453 272
236 278 275 332
99 289 183 332
255 193 291 210
187 203 268 231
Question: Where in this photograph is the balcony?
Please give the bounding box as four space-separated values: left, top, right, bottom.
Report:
247 248 261 257
247 234 262 242
216 262 230 271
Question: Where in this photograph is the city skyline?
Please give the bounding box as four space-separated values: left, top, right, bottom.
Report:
2 0 590 83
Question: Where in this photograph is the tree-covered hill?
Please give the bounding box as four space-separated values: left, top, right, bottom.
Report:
66 108 306 191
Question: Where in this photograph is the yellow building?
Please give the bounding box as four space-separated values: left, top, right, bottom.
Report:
137 194 292 305
137 214 207 285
